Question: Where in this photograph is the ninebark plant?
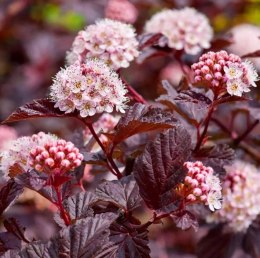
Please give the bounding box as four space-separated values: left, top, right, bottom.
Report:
0 11 259 258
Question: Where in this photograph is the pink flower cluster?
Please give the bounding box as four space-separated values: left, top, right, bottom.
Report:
83 113 119 147
105 0 138 24
66 19 139 70
191 51 259 96
144 7 213 55
210 161 260 232
29 139 83 174
183 161 222 211
0 125 17 151
0 132 57 179
50 60 128 117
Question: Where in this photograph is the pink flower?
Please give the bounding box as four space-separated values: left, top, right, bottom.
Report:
0 125 17 151
29 139 83 174
191 50 258 96
50 60 128 117
105 0 138 24
66 19 139 70
209 160 260 232
144 7 213 55
182 161 222 211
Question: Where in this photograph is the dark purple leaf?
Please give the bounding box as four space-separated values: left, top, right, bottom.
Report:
82 151 107 166
170 210 199 231
174 90 212 123
197 226 242 258
138 33 166 50
58 213 117 258
0 232 21 254
4 218 30 243
194 144 235 172
2 98 75 124
19 241 58 258
133 126 192 212
63 191 98 221
243 216 260 258
0 179 23 215
241 50 260 58
96 175 142 212
1 250 19 258
109 104 178 146
210 34 234 50
97 220 151 258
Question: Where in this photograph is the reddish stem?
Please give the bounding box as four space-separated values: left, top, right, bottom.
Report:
86 122 122 179
54 186 71 226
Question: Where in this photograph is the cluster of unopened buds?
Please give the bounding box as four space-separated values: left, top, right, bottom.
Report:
29 139 83 174
209 161 260 232
191 50 259 96
178 161 222 211
50 59 128 117
66 18 139 70
145 7 213 55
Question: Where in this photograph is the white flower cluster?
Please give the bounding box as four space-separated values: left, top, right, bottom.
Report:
66 19 139 70
0 132 57 179
209 161 260 232
224 60 259 96
50 60 128 117
144 7 213 55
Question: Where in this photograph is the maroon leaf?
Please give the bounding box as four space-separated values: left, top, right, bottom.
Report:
138 33 166 50
241 50 260 58
97 220 151 258
133 126 192 212
174 90 212 123
0 232 21 255
194 144 235 171
210 34 234 50
58 213 117 257
109 104 178 146
197 226 242 258
2 98 75 124
0 179 23 215
170 210 199 231
63 192 98 221
243 216 260 258
4 218 30 243
96 175 142 212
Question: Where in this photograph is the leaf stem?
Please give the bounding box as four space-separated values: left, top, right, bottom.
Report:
85 122 122 179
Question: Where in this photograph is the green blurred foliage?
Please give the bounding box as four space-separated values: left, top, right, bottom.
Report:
31 3 85 31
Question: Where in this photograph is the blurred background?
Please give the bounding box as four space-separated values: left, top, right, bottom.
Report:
0 0 260 257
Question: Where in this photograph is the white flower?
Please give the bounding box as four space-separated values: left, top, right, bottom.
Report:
144 7 213 55
224 63 243 79
66 19 139 70
207 191 222 211
50 59 128 117
243 60 259 87
226 79 244 96
205 172 222 192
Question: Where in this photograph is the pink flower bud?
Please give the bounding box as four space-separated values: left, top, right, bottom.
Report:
61 159 71 168
213 64 221 71
185 176 193 184
200 195 207 202
56 152 65 160
73 159 82 167
35 164 43 172
191 179 199 187
195 76 202 82
41 151 50 159
45 158 55 167
193 188 202 196
67 152 76 160
205 74 213 81
49 147 58 154
187 194 196 202
201 65 210 73
206 59 213 66
214 72 223 80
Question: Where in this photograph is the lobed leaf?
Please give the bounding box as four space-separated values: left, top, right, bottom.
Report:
170 210 199 231
197 226 242 258
2 98 75 124
0 179 24 215
97 220 151 258
109 103 177 146
133 126 192 212
96 175 142 212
